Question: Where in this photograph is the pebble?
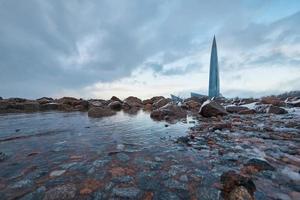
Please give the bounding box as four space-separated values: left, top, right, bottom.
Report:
179 175 188 182
43 184 76 200
116 153 130 162
112 187 141 199
0 152 8 162
49 170 66 177
11 179 33 189
164 179 188 190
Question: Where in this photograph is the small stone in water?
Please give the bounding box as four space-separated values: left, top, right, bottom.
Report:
43 184 76 200
179 175 188 182
112 187 141 198
0 152 8 162
50 170 66 177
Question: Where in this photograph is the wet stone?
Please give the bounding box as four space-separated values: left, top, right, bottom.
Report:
43 184 77 200
92 191 105 200
116 153 130 162
153 191 181 200
60 162 80 170
137 171 160 190
163 179 188 190
112 175 134 184
92 159 110 168
10 179 33 189
154 156 164 162
50 170 66 177
245 158 275 172
0 152 8 162
196 187 220 200
20 186 46 200
179 175 188 182
112 187 142 199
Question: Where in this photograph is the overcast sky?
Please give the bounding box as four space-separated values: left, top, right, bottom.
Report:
1 0 299 99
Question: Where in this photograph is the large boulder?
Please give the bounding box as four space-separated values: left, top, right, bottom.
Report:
111 96 122 103
108 101 122 110
88 107 116 118
124 96 143 108
36 97 53 104
226 105 250 113
150 103 187 121
143 103 152 111
184 96 208 104
89 100 106 107
266 105 288 114
142 99 153 105
261 96 286 107
56 97 80 106
152 98 171 109
199 100 228 117
150 96 165 103
185 100 201 110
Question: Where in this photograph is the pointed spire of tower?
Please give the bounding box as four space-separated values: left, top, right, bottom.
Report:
208 36 220 98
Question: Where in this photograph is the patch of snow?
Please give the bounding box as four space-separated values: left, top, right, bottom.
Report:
242 102 258 110
201 100 211 107
286 107 300 116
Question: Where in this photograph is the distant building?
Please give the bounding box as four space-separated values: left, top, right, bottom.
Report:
208 36 220 97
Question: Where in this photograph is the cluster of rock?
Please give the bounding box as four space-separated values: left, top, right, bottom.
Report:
0 97 89 113
0 93 299 120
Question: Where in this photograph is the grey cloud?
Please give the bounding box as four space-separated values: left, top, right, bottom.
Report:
0 0 299 98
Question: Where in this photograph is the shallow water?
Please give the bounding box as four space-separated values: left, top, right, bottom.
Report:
0 111 213 199
0 111 299 199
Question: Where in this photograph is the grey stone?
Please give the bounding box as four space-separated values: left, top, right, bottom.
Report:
112 187 141 199
163 179 188 190
116 153 130 162
43 184 77 200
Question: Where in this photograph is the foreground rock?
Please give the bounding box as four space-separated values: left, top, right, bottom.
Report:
228 186 254 200
88 107 116 118
199 100 228 117
150 103 187 121
266 105 288 114
220 171 256 200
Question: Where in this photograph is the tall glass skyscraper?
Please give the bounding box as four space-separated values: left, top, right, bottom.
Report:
208 36 220 97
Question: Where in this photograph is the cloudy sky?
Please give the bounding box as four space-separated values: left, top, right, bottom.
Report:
1 0 299 99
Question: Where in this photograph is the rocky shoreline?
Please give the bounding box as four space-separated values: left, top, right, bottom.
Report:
0 93 299 119
0 93 300 199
